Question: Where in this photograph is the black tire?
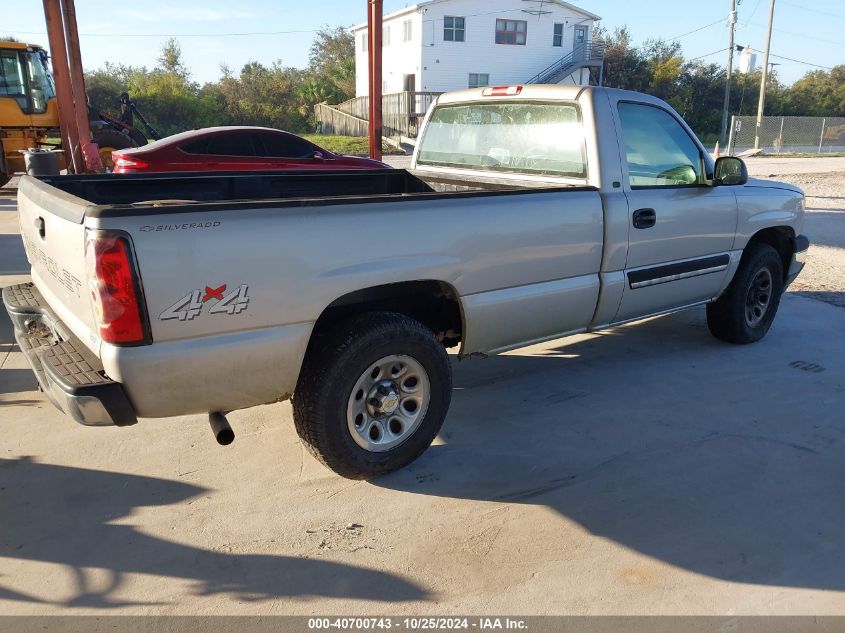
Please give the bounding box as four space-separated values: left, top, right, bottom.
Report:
92 128 137 170
127 127 148 147
707 243 784 344
293 312 452 479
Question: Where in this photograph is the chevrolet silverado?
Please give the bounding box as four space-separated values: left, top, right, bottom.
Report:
4 85 808 478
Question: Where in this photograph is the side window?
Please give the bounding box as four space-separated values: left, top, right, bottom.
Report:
553 23 564 47
256 132 315 159
180 137 211 155
206 133 257 157
496 19 527 45
0 51 27 110
618 102 703 188
468 73 489 88
444 16 465 42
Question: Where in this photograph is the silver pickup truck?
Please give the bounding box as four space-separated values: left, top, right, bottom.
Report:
4 85 808 478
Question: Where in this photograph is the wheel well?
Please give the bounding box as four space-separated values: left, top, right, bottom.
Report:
747 227 795 280
313 281 464 348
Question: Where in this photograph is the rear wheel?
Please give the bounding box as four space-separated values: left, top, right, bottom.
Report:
707 243 784 344
293 312 452 479
92 128 138 171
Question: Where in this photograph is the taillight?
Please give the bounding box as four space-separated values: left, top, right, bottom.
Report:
85 232 149 345
114 156 149 169
482 85 523 97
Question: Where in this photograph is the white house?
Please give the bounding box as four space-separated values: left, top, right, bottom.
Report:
352 0 602 97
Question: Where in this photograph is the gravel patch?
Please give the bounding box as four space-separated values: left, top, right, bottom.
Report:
763 172 845 309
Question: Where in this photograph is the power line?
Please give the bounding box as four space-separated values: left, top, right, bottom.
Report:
666 18 725 42
778 0 845 20
747 22 843 47
6 27 323 38
744 0 764 22
768 53 833 70
687 47 729 63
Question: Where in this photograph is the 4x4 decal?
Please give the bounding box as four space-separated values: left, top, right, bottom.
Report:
160 284 250 321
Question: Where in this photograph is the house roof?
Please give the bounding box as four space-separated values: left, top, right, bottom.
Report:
351 0 600 31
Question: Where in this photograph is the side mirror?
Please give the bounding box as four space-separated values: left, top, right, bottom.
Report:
713 156 748 186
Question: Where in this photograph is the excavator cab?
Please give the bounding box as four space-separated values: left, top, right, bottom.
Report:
0 45 56 118
1 39 154 185
0 42 61 184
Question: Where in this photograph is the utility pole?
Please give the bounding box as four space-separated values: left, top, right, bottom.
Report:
367 0 383 161
754 0 776 150
720 0 737 148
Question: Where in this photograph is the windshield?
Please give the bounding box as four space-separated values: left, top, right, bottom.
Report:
417 101 587 178
0 49 55 114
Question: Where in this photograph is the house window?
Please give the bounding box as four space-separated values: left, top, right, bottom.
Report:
574 26 587 45
361 33 367 52
468 73 490 88
553 23 564 47
496 19 527 45
444 16 465 42
384 25 391 46
403 20 413 42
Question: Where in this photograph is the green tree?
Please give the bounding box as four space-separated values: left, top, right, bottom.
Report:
594 26 651 92
157 38 189 79
308 26 356 100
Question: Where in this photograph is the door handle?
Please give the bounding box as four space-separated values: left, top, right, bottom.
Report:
632 208 657 229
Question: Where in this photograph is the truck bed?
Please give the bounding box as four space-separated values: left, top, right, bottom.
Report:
36 169 586 217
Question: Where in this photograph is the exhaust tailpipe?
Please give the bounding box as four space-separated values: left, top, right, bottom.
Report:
208 412 235 446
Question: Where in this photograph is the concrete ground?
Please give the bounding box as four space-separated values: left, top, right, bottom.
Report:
1 159 845 615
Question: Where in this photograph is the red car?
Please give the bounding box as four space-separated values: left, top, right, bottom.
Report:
111 126 389 174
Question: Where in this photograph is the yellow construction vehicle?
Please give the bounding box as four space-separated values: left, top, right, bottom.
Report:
1 40 156 185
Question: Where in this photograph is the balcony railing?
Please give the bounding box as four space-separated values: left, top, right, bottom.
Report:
526 41 606 85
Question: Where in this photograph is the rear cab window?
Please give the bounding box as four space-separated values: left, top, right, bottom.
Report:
416 101 587 179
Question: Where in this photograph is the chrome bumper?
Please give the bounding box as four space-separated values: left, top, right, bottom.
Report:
2 283 137 427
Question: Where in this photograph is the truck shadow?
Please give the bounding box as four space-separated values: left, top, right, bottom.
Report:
0 456 429 608
0 369 39 395
0 235 28 275
378 304 845 591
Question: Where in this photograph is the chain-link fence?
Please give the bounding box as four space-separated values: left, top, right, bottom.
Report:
728 115 845 154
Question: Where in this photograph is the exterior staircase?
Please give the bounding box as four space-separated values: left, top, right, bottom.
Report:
526 42 606 85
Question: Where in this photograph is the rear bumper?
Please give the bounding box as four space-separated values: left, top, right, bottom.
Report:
2 283 137 427
786 234 809 288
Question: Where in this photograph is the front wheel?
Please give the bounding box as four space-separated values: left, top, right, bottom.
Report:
707 243 784 344
293 312 452 479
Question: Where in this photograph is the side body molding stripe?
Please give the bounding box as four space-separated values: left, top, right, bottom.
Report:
627 254 731 289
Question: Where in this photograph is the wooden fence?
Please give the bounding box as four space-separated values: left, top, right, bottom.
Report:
315 91 442 139
314 103 370 137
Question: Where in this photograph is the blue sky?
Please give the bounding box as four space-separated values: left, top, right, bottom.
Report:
4 0 842 85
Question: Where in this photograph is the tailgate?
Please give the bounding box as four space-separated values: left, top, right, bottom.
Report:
16 176 99 352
